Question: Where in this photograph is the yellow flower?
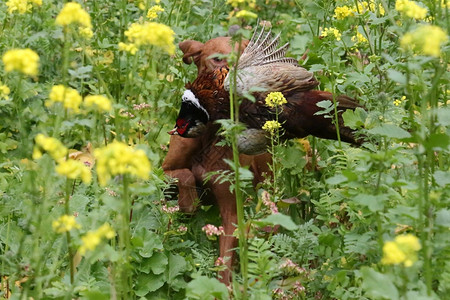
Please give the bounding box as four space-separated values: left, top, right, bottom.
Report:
79 27 93 39
146 5 164 20
56 2 92 29
321 27 342 41
442 0 450 9
2 48 39 76
226 0 256 8
0 84 10 100
353 1 385 16
265 92 287 108
235 9 258 19
352 32 368 44
381 234 421 267
79 223 115 255
334 6 354 19
33 134 68 162
118 42 139 55
93 141 151 186
393 96 406 106
124 22 175 55
47 84 83 112
6 0 41 14
52 215 81 233
84 95 112 112
262 120 282 135
395 0 427 20
400 25 448 57
56 159 92 184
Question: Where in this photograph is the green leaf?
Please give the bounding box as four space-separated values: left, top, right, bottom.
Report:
437 108 450 126
186 276 229 300
353 194 385 212
361 267 399 300
135 273 165 297
342 107 367 129
434 170 450 187
255 213 297 231
326 174 348 185
424 133 450 151
387 69 406 85
435 209 450 227
167 253 187 283
138 252 168 274
368 124 411 139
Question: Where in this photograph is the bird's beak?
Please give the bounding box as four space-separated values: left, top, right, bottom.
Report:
168 128 179 135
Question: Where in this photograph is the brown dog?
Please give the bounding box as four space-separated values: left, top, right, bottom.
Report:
162 36 272 284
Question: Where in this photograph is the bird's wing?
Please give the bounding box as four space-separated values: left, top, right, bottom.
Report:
237 25 299 69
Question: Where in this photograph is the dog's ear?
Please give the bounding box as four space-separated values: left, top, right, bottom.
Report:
179 40 204 65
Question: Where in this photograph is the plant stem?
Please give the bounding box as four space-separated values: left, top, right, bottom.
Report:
64 178 75 285
118 174 131 299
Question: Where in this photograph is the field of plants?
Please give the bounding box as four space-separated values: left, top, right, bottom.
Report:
0 0 449 299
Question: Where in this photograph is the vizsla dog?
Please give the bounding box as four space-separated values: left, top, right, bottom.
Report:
162 36 272 284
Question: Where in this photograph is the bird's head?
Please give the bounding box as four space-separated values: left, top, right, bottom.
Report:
169 89 210 137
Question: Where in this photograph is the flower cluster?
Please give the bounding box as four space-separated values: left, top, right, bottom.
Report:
52 215 81 233
393 96 406 106
84 95 112 112
352 32 368 45
56 159 92 184
261 190 278 214
123 22 175 55
133 103 151 110
146 5 164 20
235 10 258 19
79 223 115 255
47 85 83 112
55 2 93 38
93 141 151 186
6 0 42 14
177 225 188 233
0 84 10 100
321 27 342 41
280 258 306 275
202 224 225 237
395 0 428 20
226 0 256 8
262 120 282 135
2 48 40 76
400 25 448 57
381 234 421 267
265 92 287 108
118 42 139 55
334 1 384 19
161 204 180 214
33 134 68 162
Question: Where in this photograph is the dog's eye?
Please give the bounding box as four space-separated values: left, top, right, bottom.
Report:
213 57 223 63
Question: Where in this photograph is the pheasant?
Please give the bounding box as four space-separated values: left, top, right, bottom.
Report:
169 27 364 154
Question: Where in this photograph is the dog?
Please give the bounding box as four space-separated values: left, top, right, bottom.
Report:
162 36 272 284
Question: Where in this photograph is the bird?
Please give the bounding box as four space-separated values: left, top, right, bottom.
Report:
169 27 364 154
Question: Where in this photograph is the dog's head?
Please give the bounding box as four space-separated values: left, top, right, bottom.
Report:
179 37 249 74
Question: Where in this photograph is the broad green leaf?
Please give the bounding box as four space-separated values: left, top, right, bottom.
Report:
255 213 297 231
387 69 406 85
435 209 450 227
186 276 229 300
167 253 187 283
434 170 450 187
424 133 450 151
368 124 411 139
353 194 385 212
343 107 367 129
326 174 348 185
135 273 165 297
361 267 399 300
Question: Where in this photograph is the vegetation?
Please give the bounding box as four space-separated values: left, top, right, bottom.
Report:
0 0 448 299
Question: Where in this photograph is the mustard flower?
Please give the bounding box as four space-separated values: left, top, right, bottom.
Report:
381 234 421 267
93 141 151 186
395 0 428 20
334 5 354 19
400 25 448 57
47 84 83 112
33 134 68 162
124 22 175 55
52 215 81 233
394 96 406 106
2 48 39 76
0 84 10 100
321 27 342 41
79 223 115 255
352 32 368 44
118 42 139 55
235 9 258 19
56 159 92 184
146 5 164 20
84 95 112 112
6 0 41 14
442 0 450 9
262 120 282 135
226 0 256 8
354 1 385 16
55 2 92 29
265 92 287 108
79 27 93 39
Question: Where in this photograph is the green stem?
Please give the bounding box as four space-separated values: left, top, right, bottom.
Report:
118 174 131 299
64 179 75 285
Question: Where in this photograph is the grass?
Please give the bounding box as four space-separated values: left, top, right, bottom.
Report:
0 0 449 299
